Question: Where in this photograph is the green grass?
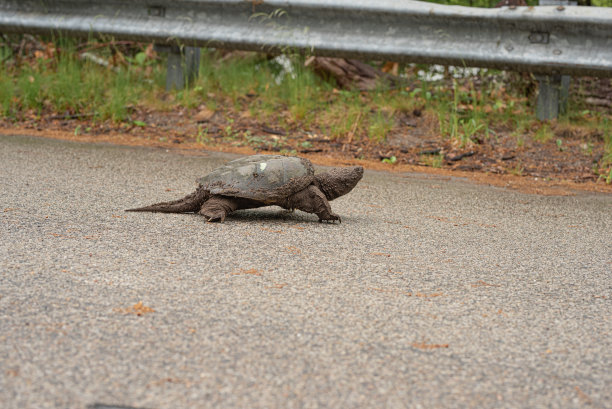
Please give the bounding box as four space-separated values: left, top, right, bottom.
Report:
1 36 611 170
368 110 394 142
16 65 43 112
0 66 16 116
601 119 612 183
1 38 158 121
436 79 491 146
0 38 514 142
534 123 554 142
420 153 444 168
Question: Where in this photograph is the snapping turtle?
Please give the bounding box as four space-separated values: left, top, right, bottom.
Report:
126 154 363 222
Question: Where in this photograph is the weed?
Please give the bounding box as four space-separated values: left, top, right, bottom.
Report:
460 118 485 146
450 80 461 140
602 168 612 184
420 153 443 168
534 123 554 142
0 72 15 116
244 133 266 147
2 36 611 179
249 8 288 25
47 42 87 113
196 125 209 144
389 92 418 113
100 71 133 121
223 125 235 139
368 110 394 142
321 102 364 140
17 67 42 111
509 162 524 176
600 124 612 183
437 79 490 146
382 156 397 165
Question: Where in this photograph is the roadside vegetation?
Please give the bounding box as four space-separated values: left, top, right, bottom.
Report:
1 35 611 185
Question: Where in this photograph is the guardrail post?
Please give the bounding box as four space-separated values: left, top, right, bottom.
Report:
535 74 570 120
535 0 575 120
153 44 200 90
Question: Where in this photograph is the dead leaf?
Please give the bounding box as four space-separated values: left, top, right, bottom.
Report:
381 61 399 76
260 227 284 234
266 283 287 289
193 107 215 123
118 301 155 316
471 280 500 288
415 292 444 298
575 386 592 404
411 342 449 350
232 268 262 276
5 368 19 377
286 246 301 255
145 43 156 59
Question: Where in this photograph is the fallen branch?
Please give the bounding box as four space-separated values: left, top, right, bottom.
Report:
585 97 612 108
48 112 96 120
79 52 120 72
305 57 398 91
447 151 475 162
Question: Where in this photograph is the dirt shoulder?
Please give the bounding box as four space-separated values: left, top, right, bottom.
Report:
2 110 610 197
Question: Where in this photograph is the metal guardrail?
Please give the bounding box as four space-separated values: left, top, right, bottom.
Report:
1 0 612 78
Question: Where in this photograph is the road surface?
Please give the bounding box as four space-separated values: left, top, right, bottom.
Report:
1 134 610 409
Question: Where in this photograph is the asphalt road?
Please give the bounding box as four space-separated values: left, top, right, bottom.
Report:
1 134 611 409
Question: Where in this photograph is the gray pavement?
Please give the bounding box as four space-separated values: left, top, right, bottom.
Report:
0 133 610 409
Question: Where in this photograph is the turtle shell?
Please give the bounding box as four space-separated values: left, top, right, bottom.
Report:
197 155 315 202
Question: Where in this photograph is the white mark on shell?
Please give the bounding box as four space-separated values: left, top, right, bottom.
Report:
259 162 267 171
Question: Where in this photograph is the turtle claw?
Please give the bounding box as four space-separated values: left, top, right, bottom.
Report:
203 212 225 223
319 215 341 224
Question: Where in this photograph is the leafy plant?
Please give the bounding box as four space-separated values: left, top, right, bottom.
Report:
196 125 209 144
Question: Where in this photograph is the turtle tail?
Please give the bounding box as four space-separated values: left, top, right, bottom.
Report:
126 187 209 213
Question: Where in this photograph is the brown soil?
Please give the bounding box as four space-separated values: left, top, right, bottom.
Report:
1 106 611 196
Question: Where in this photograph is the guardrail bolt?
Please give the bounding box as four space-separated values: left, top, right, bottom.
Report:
148 6 166 17
528 32 549 44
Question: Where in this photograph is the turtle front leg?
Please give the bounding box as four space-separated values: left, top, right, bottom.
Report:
199 196 238 222
286 185 341 223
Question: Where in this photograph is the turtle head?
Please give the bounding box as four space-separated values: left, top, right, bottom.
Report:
315 166 364 201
